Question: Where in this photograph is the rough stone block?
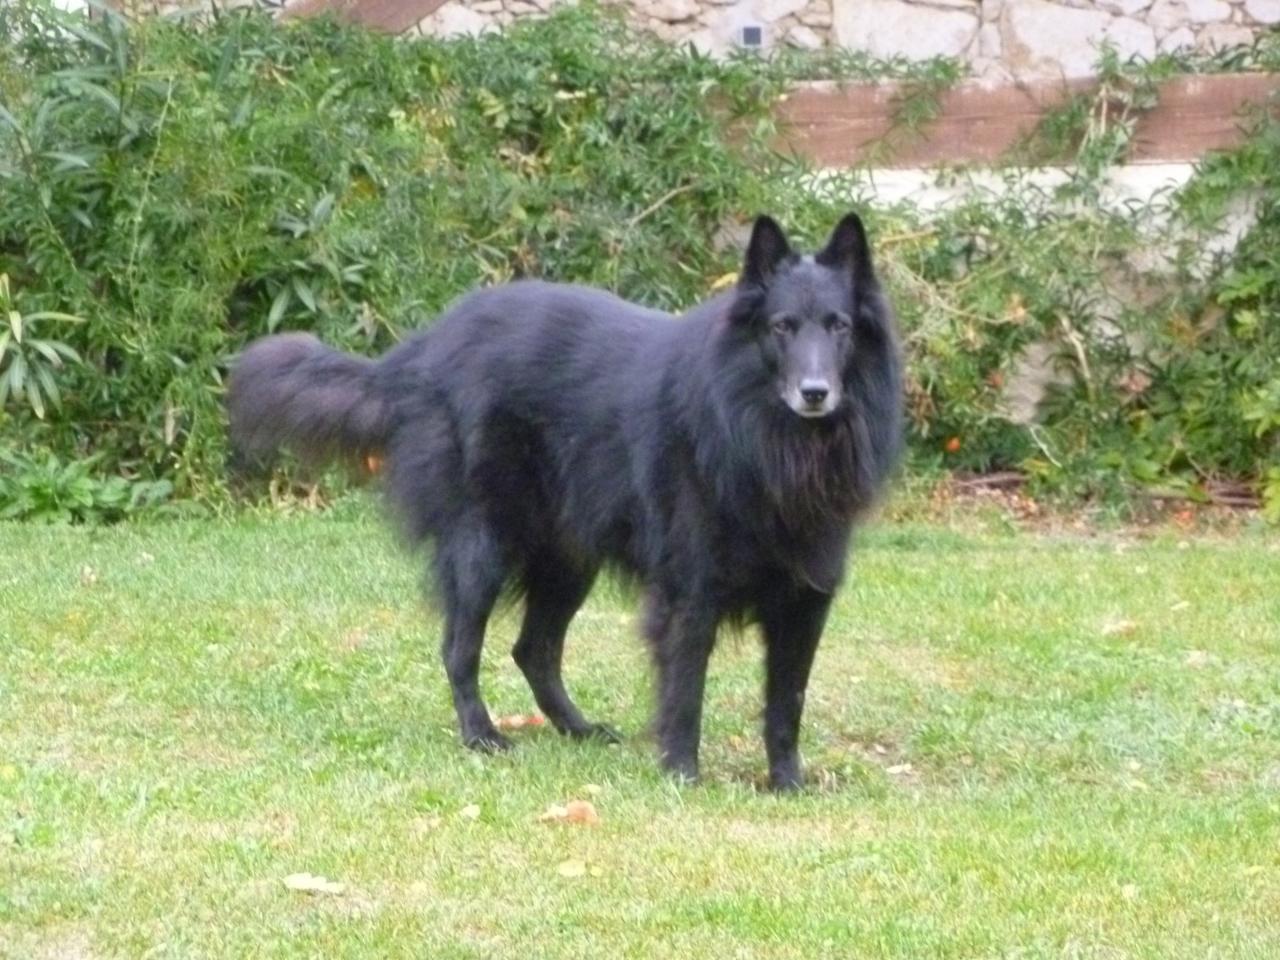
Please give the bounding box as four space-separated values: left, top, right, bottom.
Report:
784 22 824 47
1158 24 1197 50
1103 15 1157 59
1197 21 1255 45
1244 0 1280 24
1184 0 1232 21
833 0 979 59
1003 0 1114 77
642 0 701 23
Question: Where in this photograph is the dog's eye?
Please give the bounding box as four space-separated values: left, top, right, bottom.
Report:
771 316 797 335
826 313 852 333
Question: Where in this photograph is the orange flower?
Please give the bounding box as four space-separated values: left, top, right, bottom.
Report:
944 437 961 454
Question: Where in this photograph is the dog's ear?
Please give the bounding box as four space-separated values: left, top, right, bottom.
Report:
741 215 792 289
816 212 875 285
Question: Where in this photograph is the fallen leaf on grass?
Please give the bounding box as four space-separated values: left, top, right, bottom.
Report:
555 859 603 879
340 628 369 651
459 804 481 820
538 799 600 825
1170 600 1191 612
885 763 914 776
1101 619 1138 637
411 815 442 835
283 873 345 896
492 713 546 731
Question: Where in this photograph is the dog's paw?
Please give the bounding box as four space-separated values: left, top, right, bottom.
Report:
768 773 804 793
567 722 623 745
463 730 514 753
660 755 700 785
768 759 804 793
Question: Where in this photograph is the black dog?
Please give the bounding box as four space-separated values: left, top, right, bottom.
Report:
228 213 902 789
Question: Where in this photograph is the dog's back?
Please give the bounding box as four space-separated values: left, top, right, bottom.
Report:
367 281 686 564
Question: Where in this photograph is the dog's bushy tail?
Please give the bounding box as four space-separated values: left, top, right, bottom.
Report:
226 333 391 468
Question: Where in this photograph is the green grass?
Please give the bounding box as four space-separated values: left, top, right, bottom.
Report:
2 510 1279 958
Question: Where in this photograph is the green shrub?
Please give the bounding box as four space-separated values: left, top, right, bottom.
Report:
0 450 172 522
0 1 1276 517
0 1 784 503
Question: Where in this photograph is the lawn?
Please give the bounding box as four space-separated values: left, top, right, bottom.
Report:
2 508 1278 958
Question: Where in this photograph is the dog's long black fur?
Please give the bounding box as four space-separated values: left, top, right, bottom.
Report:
227 213 902 789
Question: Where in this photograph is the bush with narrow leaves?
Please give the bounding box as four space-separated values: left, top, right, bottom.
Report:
0 1 1277 519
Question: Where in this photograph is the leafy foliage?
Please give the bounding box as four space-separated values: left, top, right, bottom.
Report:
0 450 171 522
0 272 83 419
0 0 1276 519
0 1 787 507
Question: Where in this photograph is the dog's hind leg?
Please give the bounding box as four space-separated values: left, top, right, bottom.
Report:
436 519 510 752
512 568 621 743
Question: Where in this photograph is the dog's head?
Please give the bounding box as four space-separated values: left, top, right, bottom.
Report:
731 213 881 419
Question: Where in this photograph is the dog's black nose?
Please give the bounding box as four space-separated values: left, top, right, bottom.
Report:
800 381 829 407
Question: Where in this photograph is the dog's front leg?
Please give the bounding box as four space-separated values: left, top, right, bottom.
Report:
760 585 832 791
647 592 717 783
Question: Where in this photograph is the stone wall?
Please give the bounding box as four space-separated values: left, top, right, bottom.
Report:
414 0 1280 77
102 0 1280 78
414 0 833 53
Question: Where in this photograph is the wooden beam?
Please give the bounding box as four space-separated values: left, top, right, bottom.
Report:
773 74 1280 168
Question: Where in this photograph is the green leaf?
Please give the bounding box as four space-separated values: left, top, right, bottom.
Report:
230 96 254 129
63 21 111 53
292 277 317 314
246 165 302 186
28 374 45 420
74 82 122 118
24 312 85 324
311 193 336 227
9 353 26 396
35 364 61 412
0 362 13 408
267 287 290 333
213 29 241 89
48 341 82 363
29 339 67 368
0 103 23 137
43 151 91 170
